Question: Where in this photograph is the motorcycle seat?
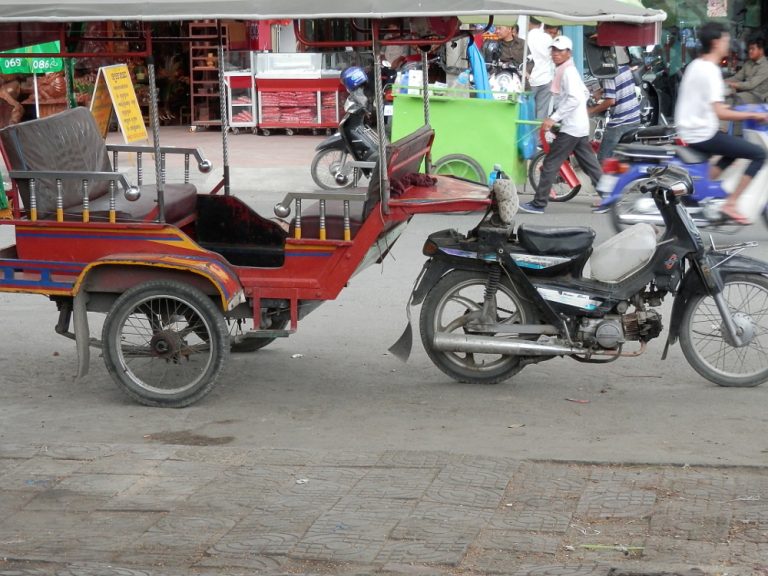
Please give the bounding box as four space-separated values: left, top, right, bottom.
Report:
614 143 709 165
635 125 677 139
517 224 596 257
614 143 677 161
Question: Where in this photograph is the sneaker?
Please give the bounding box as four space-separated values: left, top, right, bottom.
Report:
520 201 545 214
592 203 610 214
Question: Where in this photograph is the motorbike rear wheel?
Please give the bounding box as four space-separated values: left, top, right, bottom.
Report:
527 151 580 202
310 148 356 190
679 274 768 387
420 269 536 384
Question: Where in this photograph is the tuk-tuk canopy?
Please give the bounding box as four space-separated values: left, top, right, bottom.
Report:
0 0 665 24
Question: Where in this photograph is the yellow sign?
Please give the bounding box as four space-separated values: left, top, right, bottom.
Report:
89 64 148 143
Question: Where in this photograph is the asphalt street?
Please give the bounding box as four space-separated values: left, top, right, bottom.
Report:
1 127 767 575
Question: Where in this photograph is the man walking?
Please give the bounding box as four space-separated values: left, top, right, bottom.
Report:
520 36 603 215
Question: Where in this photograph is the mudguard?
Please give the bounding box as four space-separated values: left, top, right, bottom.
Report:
666 253 768 346
411 256 489 306
315 132 344 152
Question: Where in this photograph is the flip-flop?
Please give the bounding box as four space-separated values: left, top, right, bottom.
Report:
720 206 751 226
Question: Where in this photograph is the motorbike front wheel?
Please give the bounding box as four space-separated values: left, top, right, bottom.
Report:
310 148 356 190
420 269 536 384
527 151 580 202
679 274 768 387
102 281 229 407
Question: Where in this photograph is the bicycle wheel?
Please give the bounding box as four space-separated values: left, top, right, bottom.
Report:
527 151 580 202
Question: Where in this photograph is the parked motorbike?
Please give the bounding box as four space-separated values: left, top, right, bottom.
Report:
392 164 768 388
595 105 768 233
310 66 382 190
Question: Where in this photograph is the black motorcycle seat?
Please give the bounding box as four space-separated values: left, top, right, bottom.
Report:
517 224 596 257
635 125 677 139
618 125 677 145
614 143 677 160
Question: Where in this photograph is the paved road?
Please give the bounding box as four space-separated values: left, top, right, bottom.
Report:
1 128 767 575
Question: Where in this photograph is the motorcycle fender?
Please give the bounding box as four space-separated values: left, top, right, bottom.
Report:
411 256 488 306
667 254 768 345
315 133 343 151
602 164 653 204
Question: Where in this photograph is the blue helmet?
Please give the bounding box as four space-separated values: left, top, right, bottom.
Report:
341 66 368 91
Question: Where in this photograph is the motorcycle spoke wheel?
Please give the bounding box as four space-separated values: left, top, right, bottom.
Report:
420 269 535 384
680 274 768 387
432 154 485 184
102 281 229 407
609 180 662 233
310 149 355 190
527 151 579 202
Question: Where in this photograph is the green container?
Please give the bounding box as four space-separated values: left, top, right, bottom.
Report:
391 91 528 184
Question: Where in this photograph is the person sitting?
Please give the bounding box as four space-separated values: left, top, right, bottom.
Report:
588 63 642 162
726 35 768 104
494 24 525 68
675 22 768 225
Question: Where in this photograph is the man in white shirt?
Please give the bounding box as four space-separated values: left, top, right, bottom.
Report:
676 22 768 224
527 17 554 119
521 36 603 214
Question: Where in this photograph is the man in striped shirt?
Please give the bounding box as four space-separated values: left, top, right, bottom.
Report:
588 64 642 161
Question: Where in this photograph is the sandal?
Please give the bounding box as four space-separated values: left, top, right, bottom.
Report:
720 205 751 226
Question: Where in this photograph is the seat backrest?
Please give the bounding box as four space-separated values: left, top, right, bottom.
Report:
0 107 112 213
364 125 435 217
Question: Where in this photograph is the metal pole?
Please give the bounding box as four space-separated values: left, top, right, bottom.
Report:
372 22 389 215
147 56 165 222
421 47 431 174
218 21 231 195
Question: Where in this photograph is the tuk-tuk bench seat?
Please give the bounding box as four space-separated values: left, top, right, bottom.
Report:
286 125 436 239
0 107 201 224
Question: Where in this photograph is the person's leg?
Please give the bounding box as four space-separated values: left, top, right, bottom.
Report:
598 122 639 162
533 83 552 119
571 136 603 187
689 131 766 220
530 132 578 208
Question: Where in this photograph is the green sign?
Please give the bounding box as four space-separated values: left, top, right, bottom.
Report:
0 41 63 75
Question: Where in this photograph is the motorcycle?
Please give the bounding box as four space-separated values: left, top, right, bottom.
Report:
310 67 386 190
596 104 768 233
392 163 768 389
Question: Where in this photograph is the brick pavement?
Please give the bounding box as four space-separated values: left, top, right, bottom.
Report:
1 443 766 575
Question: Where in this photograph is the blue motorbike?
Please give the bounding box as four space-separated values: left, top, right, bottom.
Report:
595 105 768 233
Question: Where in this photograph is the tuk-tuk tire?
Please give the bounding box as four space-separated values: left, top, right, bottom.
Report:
102 280 229 408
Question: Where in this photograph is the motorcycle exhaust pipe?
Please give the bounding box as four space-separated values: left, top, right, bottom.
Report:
432 333 580 356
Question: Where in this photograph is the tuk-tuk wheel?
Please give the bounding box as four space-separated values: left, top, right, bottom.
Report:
101 280 229 408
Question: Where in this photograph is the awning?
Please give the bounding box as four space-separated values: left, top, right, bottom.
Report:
0 0 665 24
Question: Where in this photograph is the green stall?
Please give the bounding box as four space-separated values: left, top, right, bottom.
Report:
391 89 536 185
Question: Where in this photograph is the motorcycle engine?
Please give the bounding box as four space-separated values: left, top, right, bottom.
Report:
578 309 663 349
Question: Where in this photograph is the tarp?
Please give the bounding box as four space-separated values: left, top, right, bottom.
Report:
0 0 665 24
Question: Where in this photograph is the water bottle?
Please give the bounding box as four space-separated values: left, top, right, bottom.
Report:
488 163 507 186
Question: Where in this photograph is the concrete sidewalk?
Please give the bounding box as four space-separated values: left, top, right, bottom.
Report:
1 442 766 575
